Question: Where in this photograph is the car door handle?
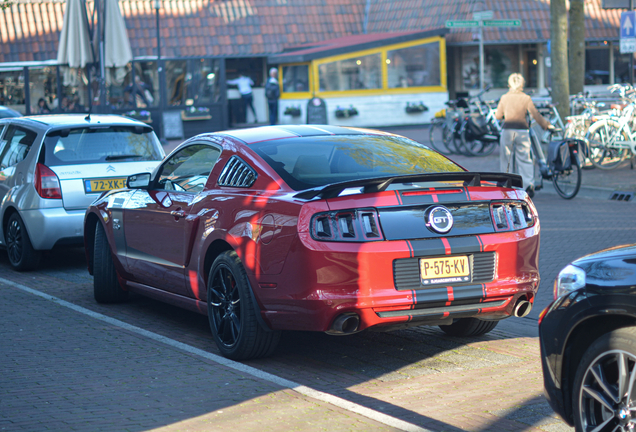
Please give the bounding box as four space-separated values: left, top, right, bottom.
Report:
171 209 186 219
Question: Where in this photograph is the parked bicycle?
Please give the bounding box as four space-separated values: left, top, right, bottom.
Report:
584 84 636 169
428 98 467 155
524 120 583 199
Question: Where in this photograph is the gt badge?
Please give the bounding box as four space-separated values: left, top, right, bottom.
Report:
426 206 453 234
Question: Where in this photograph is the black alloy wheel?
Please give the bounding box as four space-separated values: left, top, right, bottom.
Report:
5 213 41 271
574 327 636 432
207 251 280 360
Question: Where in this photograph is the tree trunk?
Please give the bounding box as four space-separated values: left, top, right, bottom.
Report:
551 0 570 118
569 0 585 96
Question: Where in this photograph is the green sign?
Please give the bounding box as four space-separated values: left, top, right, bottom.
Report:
483 19 522 27
445 20 480 28
445 19 522 28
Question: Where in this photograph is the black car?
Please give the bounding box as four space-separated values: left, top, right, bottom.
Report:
539 244 636 431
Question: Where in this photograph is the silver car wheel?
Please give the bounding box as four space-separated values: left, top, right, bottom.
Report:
579 349 636 432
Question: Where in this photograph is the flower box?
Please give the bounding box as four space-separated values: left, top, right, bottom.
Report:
124 110 152 123
405 102 429 114
284 106 301 117
335 105 358 119
181 107 212 121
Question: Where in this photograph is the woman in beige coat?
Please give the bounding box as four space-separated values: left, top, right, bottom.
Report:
495 73 553 197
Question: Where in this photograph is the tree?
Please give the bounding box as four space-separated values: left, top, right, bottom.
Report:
569 0 586 95
1 0 13 10
551 0 571 118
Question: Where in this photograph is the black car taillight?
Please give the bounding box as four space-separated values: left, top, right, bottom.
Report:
311 208 384 242
490 202 535 232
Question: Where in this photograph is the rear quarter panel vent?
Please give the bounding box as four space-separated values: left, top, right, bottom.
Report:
217 156 257 188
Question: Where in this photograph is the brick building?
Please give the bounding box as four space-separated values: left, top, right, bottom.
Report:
0 0 627 134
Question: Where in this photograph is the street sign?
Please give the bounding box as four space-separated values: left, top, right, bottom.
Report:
603 0 630 8
473 10 493 20
445 20 480 28
621 11 636 53
445 19 521 28
482 19 522 27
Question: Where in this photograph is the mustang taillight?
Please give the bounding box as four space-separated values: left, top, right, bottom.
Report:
34 163 62 199
311 208 383 242
490 202 535 231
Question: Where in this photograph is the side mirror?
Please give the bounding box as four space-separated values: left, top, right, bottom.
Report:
127 172 151 189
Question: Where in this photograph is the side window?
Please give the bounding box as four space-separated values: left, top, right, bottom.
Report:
157 144 221 193
0 126 37 170
0 125 6 155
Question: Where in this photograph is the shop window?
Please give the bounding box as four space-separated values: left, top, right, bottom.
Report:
194 59 221 104
0 70 26 114
585 48 610 85
387 42 440 88
28 66 58 114
59 67 90 113
166 60 190 106
282 65 309 93
131 62 159 108
460 46 519 90
319 53 382 92
614 46 632 84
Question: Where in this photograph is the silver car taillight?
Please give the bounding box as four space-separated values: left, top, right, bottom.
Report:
490 202 535 231
311 208 383 242
34 163 62 199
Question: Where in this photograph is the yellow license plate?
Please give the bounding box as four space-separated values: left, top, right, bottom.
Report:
420 256 471 285
84 177 126 193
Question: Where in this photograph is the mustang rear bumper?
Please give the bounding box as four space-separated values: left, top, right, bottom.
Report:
254 226 540 332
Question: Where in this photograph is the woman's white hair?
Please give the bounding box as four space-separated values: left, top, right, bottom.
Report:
508 73 525 91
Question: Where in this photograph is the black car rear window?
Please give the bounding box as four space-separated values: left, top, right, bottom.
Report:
43 126 163 166
250 134 464 191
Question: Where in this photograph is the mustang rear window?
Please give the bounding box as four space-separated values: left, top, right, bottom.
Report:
251 135 464 190
42 126 163 166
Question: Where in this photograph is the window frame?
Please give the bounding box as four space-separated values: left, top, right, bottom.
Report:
155 142 222 193
0 125 37 170
280 63 312 100
309 36 447 98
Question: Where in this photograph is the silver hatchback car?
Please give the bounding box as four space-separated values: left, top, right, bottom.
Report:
0 114 165 270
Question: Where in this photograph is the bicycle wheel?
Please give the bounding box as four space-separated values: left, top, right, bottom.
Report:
552 157 581 199
586 120 629 170
428 120 454 155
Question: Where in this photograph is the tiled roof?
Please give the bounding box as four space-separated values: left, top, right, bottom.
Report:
0 0 625 64
367 0 621 44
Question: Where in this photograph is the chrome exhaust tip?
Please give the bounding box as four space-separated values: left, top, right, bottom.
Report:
327 313 360 335
514 299 532 318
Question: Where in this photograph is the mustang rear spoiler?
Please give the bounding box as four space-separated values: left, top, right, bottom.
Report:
294 172 523 200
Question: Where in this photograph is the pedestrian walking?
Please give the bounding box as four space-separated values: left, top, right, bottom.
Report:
265 67 280 125
227 74 258 123
495 73 553 197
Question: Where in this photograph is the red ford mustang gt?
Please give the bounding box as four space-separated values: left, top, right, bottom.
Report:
84 125 540 360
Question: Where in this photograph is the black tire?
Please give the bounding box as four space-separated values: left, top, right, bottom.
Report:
573 327 636 432
552 157 582 199
439 318 498 337
5 212 42 271
428 120 454 155
93 222 127 303
207 251 280 360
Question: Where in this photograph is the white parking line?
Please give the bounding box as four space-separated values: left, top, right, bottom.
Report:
1 277 431 432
